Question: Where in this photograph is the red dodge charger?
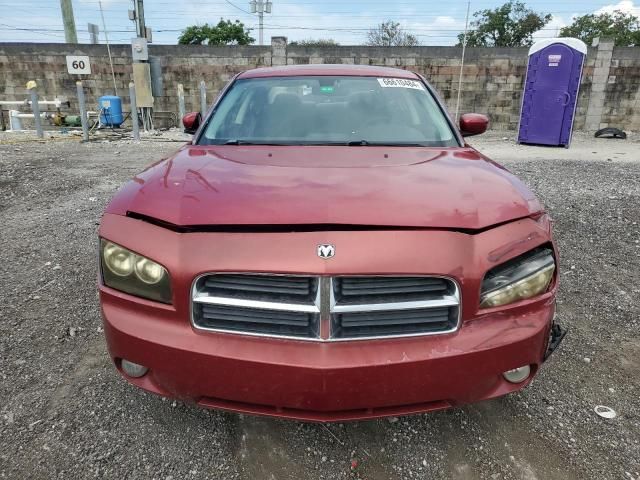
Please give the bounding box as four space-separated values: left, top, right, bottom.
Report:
98 65 566 422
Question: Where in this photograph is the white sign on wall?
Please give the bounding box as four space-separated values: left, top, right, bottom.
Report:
66 55 92 75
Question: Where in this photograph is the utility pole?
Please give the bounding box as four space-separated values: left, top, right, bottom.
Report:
129 0 154 132
250 0 273 45
133 0 147 38
60 0 78 43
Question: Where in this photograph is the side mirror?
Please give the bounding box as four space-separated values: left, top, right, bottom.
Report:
182 112 201 134
459 113 489 137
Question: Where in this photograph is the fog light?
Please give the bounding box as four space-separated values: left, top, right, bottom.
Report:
503 365 531 383
121 359 148 378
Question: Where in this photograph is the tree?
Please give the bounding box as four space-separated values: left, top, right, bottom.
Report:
560 10 640 46
457 1 552 47
178 19 254 45
289 39 340 47
366 21 419 47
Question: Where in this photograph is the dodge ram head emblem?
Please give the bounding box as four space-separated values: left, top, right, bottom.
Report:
317 244 335 259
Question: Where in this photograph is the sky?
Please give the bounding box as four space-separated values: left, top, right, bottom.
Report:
0 0 639 46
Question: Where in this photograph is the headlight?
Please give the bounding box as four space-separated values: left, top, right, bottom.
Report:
135 257 165 284
103 242 134 276
480 247 555 308
100 239 172 303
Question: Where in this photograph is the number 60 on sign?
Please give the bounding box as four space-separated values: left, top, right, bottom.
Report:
66 55 92 75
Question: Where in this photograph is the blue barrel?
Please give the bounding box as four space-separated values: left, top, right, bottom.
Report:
98 95 124 127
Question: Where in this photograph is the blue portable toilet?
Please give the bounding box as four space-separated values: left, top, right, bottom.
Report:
98 95 124 127
517 38 587 147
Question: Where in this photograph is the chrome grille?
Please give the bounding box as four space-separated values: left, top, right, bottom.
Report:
192 274 460 341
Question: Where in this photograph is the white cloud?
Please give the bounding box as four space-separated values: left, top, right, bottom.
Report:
532 14 567 41
404 16 465 45
595 0 640 16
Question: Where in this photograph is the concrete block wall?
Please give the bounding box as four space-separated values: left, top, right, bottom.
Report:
585 39 615 131
1 40 639 131
285 46 530 129
605 47 640 131
0 43 271 128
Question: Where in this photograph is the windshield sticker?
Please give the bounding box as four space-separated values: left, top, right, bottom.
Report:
377 78 425 90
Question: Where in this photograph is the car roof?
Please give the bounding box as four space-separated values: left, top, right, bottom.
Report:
237 64 420 79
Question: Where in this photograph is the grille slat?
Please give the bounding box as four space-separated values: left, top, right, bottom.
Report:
340 308 451 327
205 275 312 288
204 274 313 296
335 277 450 304
340 278 447 290
205 281 309 295
333 303 457 338
201 305 311 326
342 285 443 294
197 304 318 337
202 274 317 304
192 274 459 340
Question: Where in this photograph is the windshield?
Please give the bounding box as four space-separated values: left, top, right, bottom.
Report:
198 76 458 147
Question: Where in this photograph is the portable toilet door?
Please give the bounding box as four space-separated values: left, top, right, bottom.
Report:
518 38 587 147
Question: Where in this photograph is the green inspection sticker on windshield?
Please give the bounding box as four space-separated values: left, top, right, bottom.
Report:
320 86 335 93
377 78 425 90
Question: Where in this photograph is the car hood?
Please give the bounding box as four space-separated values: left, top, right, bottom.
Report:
108 145 542 230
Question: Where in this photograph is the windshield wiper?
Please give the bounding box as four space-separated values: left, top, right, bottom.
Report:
222 139 262 145
222 139 312 146
221 139 430 147
346 140 428 147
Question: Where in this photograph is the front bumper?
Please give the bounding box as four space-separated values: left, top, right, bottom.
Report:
99 213 559 422
102 286 557 422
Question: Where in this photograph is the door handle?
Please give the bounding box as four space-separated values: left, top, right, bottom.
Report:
561 92 571 106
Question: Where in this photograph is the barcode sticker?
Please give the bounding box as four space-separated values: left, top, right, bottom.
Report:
377 78 425 90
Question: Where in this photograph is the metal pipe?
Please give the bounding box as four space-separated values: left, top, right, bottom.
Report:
76 81 89 142
0 100 66 107
177 83 185 120
199 80 207 118
8 110 48 131
12 112 48 118
8 110 22 131
129 82 140 141
29 88 44 138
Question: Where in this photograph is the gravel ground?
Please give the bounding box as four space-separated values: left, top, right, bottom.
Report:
0 129 639 479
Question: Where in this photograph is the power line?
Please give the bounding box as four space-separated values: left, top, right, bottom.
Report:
5 0 613 4
225 0 254 15
0 24 572 34
0 0 607 44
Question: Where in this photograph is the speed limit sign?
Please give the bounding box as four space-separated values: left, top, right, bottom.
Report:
66 55 92 75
